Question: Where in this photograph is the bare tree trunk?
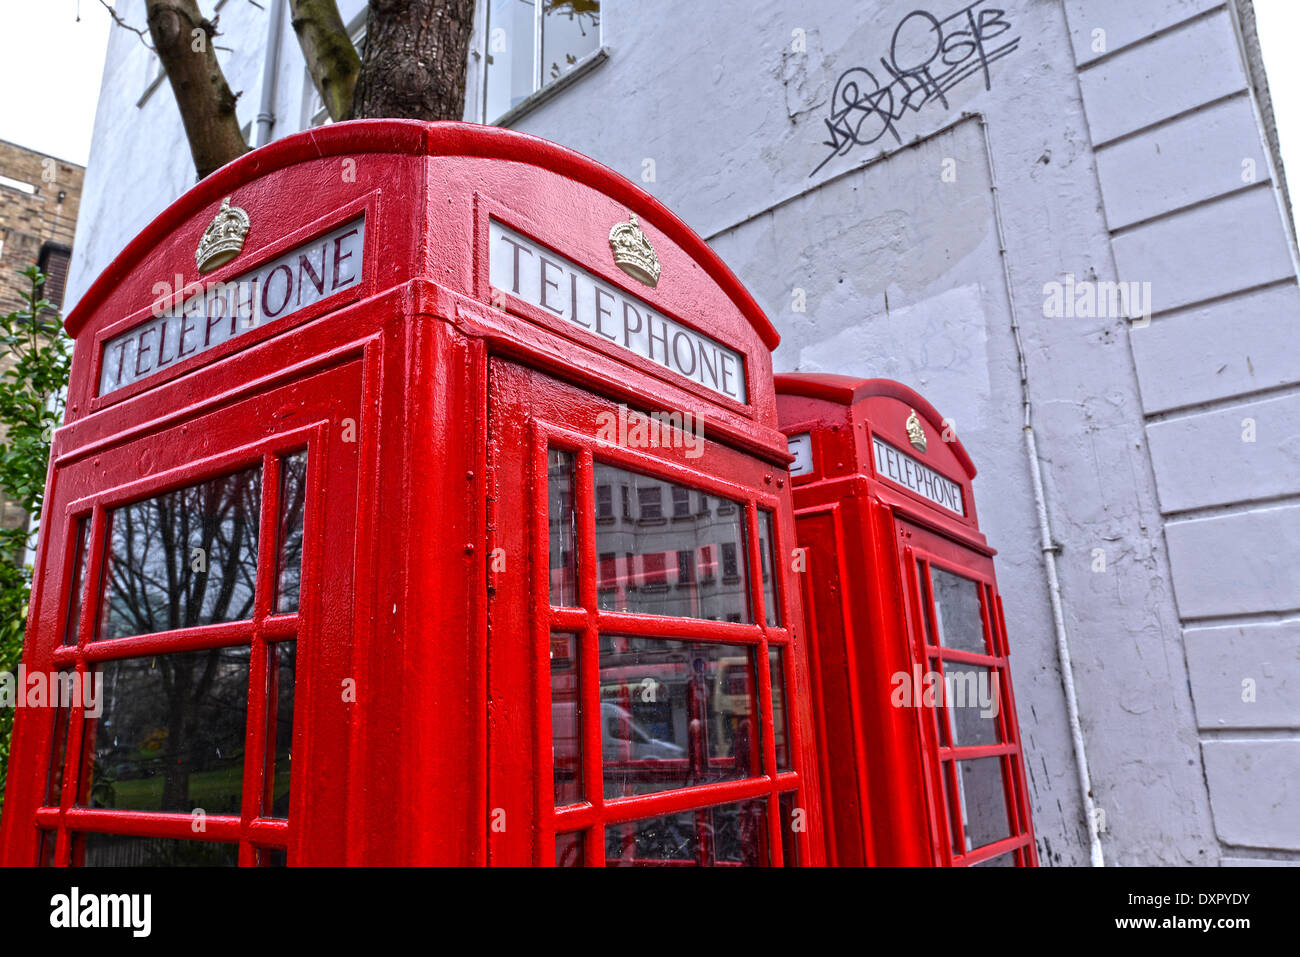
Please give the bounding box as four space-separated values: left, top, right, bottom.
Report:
352 0 477 121
289 0 361 122
145 0 250 179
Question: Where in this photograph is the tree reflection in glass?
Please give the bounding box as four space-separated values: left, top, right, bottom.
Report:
84 647 250 814
99 465 262 640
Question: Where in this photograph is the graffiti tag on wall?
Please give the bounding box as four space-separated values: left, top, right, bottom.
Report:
811 0 1020 175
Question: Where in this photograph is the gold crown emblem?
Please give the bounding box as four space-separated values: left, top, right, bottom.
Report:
195 197 250 273
608 213 660 287
906 409 927 452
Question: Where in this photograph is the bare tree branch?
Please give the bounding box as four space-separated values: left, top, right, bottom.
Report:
98 0 155 51
289 0 360 123
145 0 250 179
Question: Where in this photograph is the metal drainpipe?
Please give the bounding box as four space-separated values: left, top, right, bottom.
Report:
256 0 287 148
978 114 1105 867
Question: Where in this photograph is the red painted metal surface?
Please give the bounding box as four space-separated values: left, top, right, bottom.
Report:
0 120 823 866
775 373 1037 867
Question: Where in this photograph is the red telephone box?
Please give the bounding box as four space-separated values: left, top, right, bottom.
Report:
775 373 1036 867
0 120 823 866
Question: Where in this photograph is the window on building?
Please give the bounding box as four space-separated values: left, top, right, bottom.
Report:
671 487 691 519
595 483 613 521
637 485 663 523
37 243 72 311
483 0 602 123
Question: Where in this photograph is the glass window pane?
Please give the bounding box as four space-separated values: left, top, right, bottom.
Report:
264 641 296 819
82 647 251 813
943 664 1002 747
99 465 261 640
547 450 578 607
593 462 751 622
555 830 585 866
599 636 760 799
256 846 288 866
769 644 790 771
953 756 1012 853
757 510 780 626
485 0 537 121
44 685 71 806
542 0 600 83
275 452 307 614
78 834 238 867
38 830 56 866
779 792 799 866
605 799 767 866
974 851 1016 866
62 516 89 646
929 566 989 655
551 632 582 806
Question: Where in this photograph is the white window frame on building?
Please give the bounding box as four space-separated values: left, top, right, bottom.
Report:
481 0 606 126
303 2 606 131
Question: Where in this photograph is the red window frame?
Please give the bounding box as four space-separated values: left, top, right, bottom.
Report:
488 359 814 866
900 523 1037 866
27 363 362 867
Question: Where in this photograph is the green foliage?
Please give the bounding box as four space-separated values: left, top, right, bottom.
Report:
0 266 72 813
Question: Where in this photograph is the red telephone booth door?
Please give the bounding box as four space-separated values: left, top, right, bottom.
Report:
17 361 363 866
896 519 1036 867
486 360 816 866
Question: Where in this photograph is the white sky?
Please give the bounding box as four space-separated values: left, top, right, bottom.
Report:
0 0 112 165
0 1 1298 181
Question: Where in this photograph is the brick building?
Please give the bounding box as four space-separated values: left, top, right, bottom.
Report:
0 140 84 544
0 139 83 317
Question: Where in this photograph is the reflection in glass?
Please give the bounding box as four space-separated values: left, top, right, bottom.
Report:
548 450 578 607
599 636 759 799
757 510 780 626
99 465 261 640
80 834 238 867
593 463 751 622
484 0 537 120
486 1 602 122
555 830 585 867
257 847 288 866
779 792 799 866
275 452 307 614
265 641 296 819
605 799 767 866
551 632 582 806
38 830 55 867
44 691 70 806
62 517 89 646
83 647 250 813
928 566 988 655
944 665 1001 748
953 756 1011 852
542 0 601 82
769 645 790 771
